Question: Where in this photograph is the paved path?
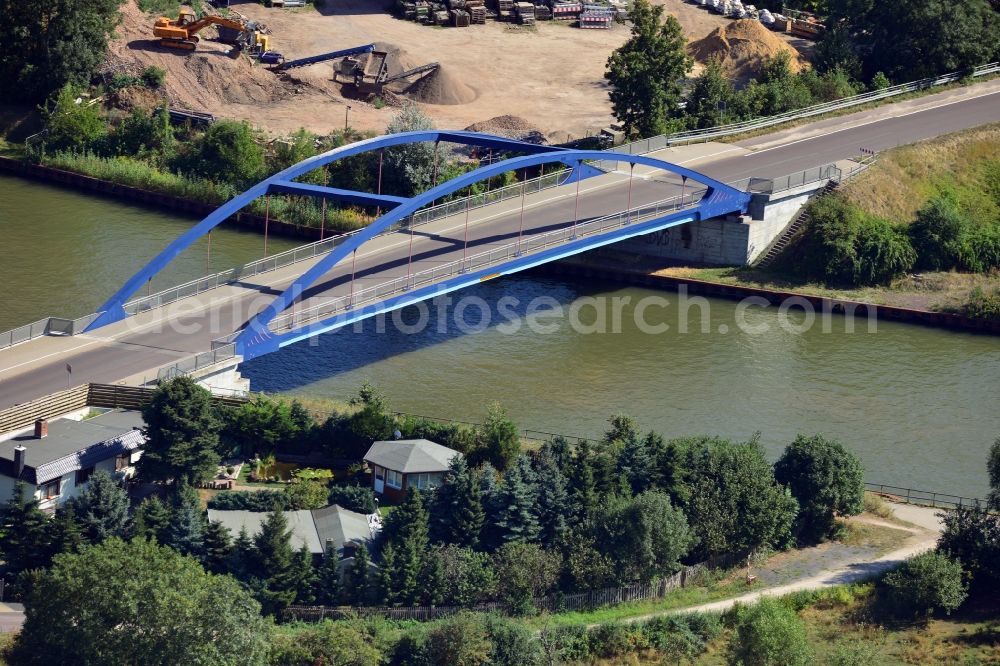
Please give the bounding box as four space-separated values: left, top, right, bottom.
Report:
612 503 943 625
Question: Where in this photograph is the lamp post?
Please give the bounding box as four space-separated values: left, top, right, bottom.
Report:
344 104 352 131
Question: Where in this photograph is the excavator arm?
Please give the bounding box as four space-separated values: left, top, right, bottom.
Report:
153 11 261 51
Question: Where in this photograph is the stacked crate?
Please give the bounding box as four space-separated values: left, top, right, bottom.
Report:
469 4 487 22
451 8 471 24
496 0 514 21
579 9 612 27
550 1 582 20
514 1 535 23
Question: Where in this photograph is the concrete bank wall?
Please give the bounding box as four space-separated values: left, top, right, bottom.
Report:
616 180 829 266
535 262 1000 335
0 156 324 241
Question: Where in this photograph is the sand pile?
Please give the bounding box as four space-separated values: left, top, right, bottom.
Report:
109 85 166 111
465 115 543 141
401 66 477 105
688 19 807 84
186 55 287 105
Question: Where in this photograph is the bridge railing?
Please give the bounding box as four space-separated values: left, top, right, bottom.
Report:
122 171 576 317
270 189 706 332
864 482 985 510
0 312 105 352
611 61 1000 153
156 342 238 381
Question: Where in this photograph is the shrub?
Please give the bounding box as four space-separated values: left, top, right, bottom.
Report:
141 66 167 88
727 598 813 666
774 435 865 544
207 490 289 512
909 195 971 271
269 620 383 665
964 288 1000 323
423 612 491 666
108 73 141 92
539 624 591 663
44 85 106 152
484 615 540 666
588 622 641 659
881 551 968 618
328 484 377 513
283 480 329 510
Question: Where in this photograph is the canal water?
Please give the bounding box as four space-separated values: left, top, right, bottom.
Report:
4 175 1000 497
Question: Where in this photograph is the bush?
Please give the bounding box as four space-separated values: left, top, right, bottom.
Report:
963 288 1000 323
141 66 166 89
774 435 865 545
423 612 491 666
727 598 812 666
588 623 641 659
881 551 968 618
269 620 383 666
484 615 540 666
283 480 329 510
328 485 377 514
539 624 591 663
909 195 971 271
207 490 289 512
642 613 720 661
44 85 106 152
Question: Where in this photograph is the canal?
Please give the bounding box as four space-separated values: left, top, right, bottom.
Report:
3 175 1000 497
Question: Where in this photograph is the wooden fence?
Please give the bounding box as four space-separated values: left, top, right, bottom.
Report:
0 383 247 435
284 555 740 623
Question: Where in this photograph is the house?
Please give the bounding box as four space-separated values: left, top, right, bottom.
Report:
0 411 145 511
208 504 378 561
362 438 460 501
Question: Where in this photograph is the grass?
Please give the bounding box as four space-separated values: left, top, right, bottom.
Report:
837 521 913 552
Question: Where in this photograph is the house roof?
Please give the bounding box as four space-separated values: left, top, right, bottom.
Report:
362 439 460 474
207 504 374 556
0 410 145 484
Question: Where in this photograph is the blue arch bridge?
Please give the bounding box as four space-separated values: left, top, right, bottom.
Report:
86 130 749 371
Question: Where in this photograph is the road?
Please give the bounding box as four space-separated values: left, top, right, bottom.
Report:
0 80 998 410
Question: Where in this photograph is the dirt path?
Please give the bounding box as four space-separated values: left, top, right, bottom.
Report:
607 503 943 626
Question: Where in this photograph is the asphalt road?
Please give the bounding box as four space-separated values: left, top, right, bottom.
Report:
1 84 998 410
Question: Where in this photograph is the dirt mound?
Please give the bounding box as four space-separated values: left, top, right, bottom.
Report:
109 85 166 112
688 19 807 84
464 115 543 141
371 42 422 78
402 66 477 105
186 54 287 105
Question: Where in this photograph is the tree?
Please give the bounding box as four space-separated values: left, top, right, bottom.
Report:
492 542 561 614
472 403 521 471
69 470 130 544
7 539 269 666
533 449 570 546
909 195 971 271
382 487 430 604
48 504 84 560
569 441 599 525
430 456 485 548
605 0 692 138
882 551 968 618
222 396 313 458
228 526 256 582
42 84 106 152
328 484 377 514
425 545 498 606
376 542 399 605
938 502 1000 590
252 509 297 615
0 0 124 102
678 436 798 560
284 479 330 510
424 612 492 666
314 545 343 606
490 455 540 547
345 543 372 605
132 496 171 544
285 544 316 605
341 382 395 458
179 119 265 187
864 0 999 82
774 435 865 544
685 57 738 129
139 377 222 486
203 520 233 574
0 483 53 581
728 598 812 666
593 491 694 583
382 104 437 197
165 484 206 558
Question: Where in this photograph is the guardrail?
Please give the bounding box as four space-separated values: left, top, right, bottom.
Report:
156 342 238 381
270 189 706 332
611 61 1000 153
0 312 102 352
865 482 985 510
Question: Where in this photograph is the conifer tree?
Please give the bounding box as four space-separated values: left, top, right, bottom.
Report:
376 542 398 606
314 545 343 606
203 520 233 574
430 456 484 548
345 543 371 605
286 544 316 605
383 487 430 604
420 546 447 606
166 484 206 558
48 504 84 561
132 496 172 544
228 526 256 582
0 483 53 577
492 455 540 546
72 470 130 543
252 510 297 615
569 441 598 526
534 450 570 547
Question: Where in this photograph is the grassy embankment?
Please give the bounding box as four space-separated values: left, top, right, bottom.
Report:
655 123 1000 318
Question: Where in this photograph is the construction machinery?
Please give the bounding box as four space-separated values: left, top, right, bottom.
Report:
153 8 271 53
274 44 376 72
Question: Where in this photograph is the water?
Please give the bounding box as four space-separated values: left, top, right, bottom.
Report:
0 175 298 328
3 175 999 497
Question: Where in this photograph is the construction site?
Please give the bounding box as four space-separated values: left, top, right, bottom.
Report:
102 0 815 140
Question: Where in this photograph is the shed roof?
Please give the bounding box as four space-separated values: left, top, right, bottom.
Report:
208 504 375 556
362 439 460 474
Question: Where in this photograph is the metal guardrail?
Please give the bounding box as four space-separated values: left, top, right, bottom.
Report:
747 164 840 194
0 313 101 351
156 342 237 381
270 189 706 332
611 61 1000 153
865 482 985 510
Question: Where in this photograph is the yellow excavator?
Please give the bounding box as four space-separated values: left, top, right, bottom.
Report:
153 8 271 53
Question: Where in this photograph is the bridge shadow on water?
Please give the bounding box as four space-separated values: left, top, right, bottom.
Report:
240 270 618 393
